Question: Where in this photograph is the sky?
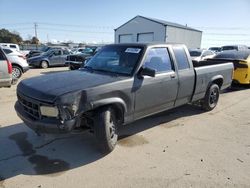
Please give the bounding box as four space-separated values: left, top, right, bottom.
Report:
0 0 250 48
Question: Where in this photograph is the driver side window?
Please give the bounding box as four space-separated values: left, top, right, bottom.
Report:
143 48 173 73
53 50 62 56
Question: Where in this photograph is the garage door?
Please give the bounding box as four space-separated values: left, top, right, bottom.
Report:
119 34 133 43
137 33 154 42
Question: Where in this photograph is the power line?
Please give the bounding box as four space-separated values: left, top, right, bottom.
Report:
204 33 250 36
38 27 113 34
38 22 115 29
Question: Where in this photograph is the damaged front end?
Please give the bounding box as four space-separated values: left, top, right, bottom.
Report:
15 90 91 134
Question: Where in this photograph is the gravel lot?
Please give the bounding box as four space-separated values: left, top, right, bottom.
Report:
0 67 250 188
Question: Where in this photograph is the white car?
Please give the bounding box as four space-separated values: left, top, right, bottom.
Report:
189 49 216 62
2 47 29 79
0 47 12 87
0 43 20 51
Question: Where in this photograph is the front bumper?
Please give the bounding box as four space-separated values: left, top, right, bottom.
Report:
66 61 82 70
23 66 30 73
28 60 40 67
15 102 76 134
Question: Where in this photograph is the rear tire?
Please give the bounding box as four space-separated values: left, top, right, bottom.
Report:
94 107 118 153
12 65 22 79
40 61 49 69
202 84 220 111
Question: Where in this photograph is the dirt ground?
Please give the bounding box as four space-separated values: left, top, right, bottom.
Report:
0 67 250 188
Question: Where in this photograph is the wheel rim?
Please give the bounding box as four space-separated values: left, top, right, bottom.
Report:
41 61 48 68
209 88 218 107
12 67 21 78
108 112 117 141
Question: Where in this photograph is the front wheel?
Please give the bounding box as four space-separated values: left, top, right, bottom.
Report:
94 107 118 153
202 84 220 111
40 61 49 69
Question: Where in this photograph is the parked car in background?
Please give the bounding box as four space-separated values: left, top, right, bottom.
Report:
0 43 29 56
66 47 101 70
189 49 216 62
28 49 70 68
71 48 86 54
26 46 68 58
208 47 221 53
221 45 248 51
0 47 12 87
26 46 51 58
206 50 250 84
0 43 20 51
2 47 29 79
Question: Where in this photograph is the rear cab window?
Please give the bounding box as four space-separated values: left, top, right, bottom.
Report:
172 46 190 70
143 48 174 74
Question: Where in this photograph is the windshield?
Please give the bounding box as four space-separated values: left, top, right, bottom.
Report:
189 51 201 57
85 45 143 75
43 49 54 56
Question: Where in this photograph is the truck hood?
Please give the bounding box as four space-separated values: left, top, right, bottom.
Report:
17 70 124 102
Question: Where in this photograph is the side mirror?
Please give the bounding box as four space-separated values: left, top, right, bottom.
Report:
139 67 156 78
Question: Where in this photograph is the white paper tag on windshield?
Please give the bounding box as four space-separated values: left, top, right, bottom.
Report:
125 48 141 53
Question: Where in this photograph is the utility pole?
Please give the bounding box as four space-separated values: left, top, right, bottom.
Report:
34 22 38 38
34 22 38 49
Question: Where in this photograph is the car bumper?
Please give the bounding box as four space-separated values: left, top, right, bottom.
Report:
0 77 12 88
28 61 40 67
65 61 82 65
66 61 82 70
15 102 77 134
23 66 29 73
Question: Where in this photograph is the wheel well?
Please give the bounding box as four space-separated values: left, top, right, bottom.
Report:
94 103 125 124
111 103 124 123
12 63 23 72
212 78 223 89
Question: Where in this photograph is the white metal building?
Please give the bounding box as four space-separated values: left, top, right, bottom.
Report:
115 15 202 49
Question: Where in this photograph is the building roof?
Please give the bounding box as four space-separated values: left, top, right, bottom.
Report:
115 15 202 33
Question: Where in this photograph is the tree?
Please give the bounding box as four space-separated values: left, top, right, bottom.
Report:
31 36 39 44
0 29 23 44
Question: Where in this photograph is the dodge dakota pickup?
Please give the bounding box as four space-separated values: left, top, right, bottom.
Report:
15 43 234 152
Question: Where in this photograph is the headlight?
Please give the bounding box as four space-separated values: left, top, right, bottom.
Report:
40 106 59 117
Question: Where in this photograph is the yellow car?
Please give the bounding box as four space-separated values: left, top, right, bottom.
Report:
212 50 250 84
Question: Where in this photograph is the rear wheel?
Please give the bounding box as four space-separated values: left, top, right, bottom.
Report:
12 65 22 79
40 61 49 69
202 84 220 111
94 107 118 153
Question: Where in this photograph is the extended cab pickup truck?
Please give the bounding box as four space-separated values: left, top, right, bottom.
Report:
15 43 233 152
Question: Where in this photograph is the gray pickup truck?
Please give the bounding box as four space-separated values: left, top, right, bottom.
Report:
15 43 233 152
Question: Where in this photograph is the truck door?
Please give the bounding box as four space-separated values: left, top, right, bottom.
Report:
134 47 178 119
172 46 195 106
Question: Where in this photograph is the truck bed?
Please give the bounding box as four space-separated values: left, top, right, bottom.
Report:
192 62 233 102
